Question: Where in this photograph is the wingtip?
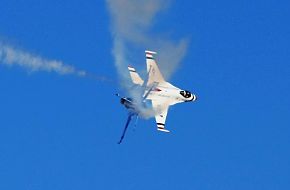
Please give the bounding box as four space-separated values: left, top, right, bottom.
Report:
145 50 157 54
157 124 170 133
157 128 170 133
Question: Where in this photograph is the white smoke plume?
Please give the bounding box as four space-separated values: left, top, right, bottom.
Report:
0 43 86 77
106 0 188 118
106 0 188 81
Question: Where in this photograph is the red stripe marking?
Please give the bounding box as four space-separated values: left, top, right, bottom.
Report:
153 88 162 92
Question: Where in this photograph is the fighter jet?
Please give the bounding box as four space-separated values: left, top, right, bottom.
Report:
117 50 197 144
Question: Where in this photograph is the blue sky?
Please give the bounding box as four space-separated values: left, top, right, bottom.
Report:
0 0 290 190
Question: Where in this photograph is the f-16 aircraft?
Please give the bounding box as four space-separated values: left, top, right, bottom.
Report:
117 50 197 144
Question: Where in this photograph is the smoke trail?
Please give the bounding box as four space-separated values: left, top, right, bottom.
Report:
106 0 188 117
0 42 86 77
106 0 188 80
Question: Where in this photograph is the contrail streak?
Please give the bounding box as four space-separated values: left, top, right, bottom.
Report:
0 42 86 77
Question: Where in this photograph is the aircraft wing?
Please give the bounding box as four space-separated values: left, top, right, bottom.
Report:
151 99 170 133
145 50 166 85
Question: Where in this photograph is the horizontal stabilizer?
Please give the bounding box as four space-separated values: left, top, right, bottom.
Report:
128 66 144 85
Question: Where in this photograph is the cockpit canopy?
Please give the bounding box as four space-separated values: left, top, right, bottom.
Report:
180 90 192 98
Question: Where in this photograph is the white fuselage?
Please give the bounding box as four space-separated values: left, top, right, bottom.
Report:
146 82 196 106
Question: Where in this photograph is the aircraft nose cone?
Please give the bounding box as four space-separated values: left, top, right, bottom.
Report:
192 94 197 101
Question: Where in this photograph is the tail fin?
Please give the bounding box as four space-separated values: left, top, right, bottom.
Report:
128 66 144 85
